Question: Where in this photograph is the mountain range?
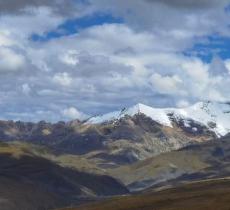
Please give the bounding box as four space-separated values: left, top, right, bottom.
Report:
0 101 228 163
1 101 230 210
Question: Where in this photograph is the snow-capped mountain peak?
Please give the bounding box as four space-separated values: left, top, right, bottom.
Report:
87 103 172 127
87 101 230 137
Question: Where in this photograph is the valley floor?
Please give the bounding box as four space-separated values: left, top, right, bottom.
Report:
60 178 230 210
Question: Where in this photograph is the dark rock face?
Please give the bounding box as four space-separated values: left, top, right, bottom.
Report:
107 114 164 141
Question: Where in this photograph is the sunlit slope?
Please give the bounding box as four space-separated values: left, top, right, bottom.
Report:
109 134 230 190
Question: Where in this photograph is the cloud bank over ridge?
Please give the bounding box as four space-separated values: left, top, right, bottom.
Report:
0 0 230 121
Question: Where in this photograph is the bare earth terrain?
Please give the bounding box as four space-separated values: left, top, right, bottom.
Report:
61 178 230 210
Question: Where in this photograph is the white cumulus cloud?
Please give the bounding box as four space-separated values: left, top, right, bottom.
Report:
53 72 73 87
150 73 184 95
62 107 89 120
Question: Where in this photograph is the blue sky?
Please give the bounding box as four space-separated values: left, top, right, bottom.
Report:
184 35 230 62
31 13 123 41
0 0 230 121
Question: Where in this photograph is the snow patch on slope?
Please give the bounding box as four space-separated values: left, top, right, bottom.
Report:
171 101 230 137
